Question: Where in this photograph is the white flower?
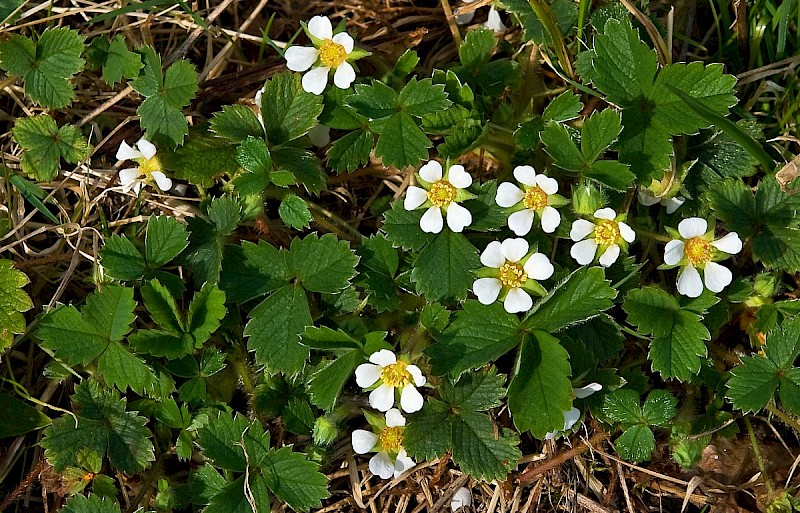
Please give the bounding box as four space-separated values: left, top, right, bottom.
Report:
115 138 172 194
404 160 474 234
351 408 415 479
484 6 507 32
455 0 477 24
451 487 473 512
544 383 602 440
355 350 426 413
307 123 331 147
285 16 359 95
638 188 685 214
663 217 742 298
496 165 565 235
570 208 635 267
473 238 554 314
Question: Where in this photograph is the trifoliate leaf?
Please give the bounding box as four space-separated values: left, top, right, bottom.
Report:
327 128 373 174
12 114 91 181
279 194 312 230
209 104 264 143
86 35 142 85
260 71 323 146
344 80 398 119
130 46 197 146
398 77 451 117
308 351 361 411
289 233 359 294
0 27 85 108
427 300 521 377
0 260 32 350
245 283 312 374
260 447 329 511
181 196 241 285
410 230 480 302
508 331 572 437
0 394 50 437
641 389 679 426
197 411 270 472
60 494 121 513
523 267 616 332
375 112 431 169
161 126 239 187
40 380 154 473
622 287 710 381
602 389 676 463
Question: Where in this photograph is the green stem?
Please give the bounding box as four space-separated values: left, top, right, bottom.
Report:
231 354 256 396
766 404 800 434
634 228 671 243
527 0 574 78
744 416 775 495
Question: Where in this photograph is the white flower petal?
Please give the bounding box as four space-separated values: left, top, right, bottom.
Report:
131 181 144 195
407 365 426 387
618 222 636 243
665 196 685 214
254 88 263 111
369 384 396 412
508 209 535 236
136 138 157 159
574 382 602 399
543 430 558 440
563 407 580 430
119 168 140 187
523 252 554 281
473 277 502 305
150 171 172 191
455 11 476 25
704 261 733 293
333 61 356 89
664 239 685 266
447 165 472 189
394 450 415 478
446 202 472 232
571 239 598 265
355 363 382 387
711 232 743 255
501 238 529 263
369 452 395 480
420 206 444 233
678 217 708 239
285 46 319 72
116 141 143 161
540 205 561 233
369 349 396 366
419 160 443 183
594 208 617 220
484 6 507 32
385 408 406 428
504 287 533 313
308 15 333 40
496 182 525 208
332 32 354 53
404 186 428 211
451 488 473 512
400 384 424 413
535 174 559 195
513 165 537 186
301 66 330 95
638 189 660 206
352 430 379 454
308 123 331 147
677 264 704 298
480 241 505 268
570 219 596 241
598 244 620 267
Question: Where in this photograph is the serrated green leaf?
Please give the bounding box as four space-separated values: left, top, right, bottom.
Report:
381 200 430 251
60 494 121 513
209 104 264 143
541 121 585 171
204 474 270 513
410 230 479 302
97 340 157 394
458 28 495 69
356 234 400 312
219 241 290 304
508 331 572 437
0 393 50 437
327 128 373 174
375 112 431 169
308 351 360 411
161 126 239 187
271 147 327 194
582 109 623 162
641 389 678 426
289 233 359 294
145 215 189 268
141 279 183 333
282 397 314 435
128 330 190 360
261 447 329 511
542 90 583 122
603 388 644 425
439 367 507 411
279 194 312 230
245 284 312 374
197 411 263 472
40 380 154 473
12 114 91 180
614 424 655 463
88 35 142 85
181 197 241 285
398 77 451 117
345 80 398 119
0 260 32 348
686 121 763 191
260 72 323 145
187 283 226 345
586 160 635 191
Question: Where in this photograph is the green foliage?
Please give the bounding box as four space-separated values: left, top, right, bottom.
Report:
0 260 32 350
410 230 479 302
161 127 239 187
60 494 121 513
603 389 677 463
85 35 142 85
101 215 189 281
209 104 264 143
279 194 313 230
0 27 85 108
12 114 91 180
0 394 50 437
181 197 241 285
260 72 323 146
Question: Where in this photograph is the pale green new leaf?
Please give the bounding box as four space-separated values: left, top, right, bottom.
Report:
12 114 91 180
279 194 312 230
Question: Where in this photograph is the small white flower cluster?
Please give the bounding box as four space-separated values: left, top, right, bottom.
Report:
405 160 474 233
115 138 172 194
351 350 426 479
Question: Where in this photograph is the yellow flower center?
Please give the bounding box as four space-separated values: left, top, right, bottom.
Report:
427 180 456 207
499 262 527 288
594 220 620 246
137 156 161 181
381 361 412 388
378 426 404 453
319 40 347 67
685 237 713 265
523 186 548 210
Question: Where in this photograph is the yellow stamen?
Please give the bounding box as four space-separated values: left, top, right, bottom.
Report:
137 156 161 181
381 361 412 388
685 237 713 265
319 40 347 67
499 262 527 288
378 426 404 453
427 180 456 207
523 186 548 210
594 220 620 246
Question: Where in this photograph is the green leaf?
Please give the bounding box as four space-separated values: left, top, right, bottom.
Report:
614 424 655 463
0 394 50 437
0 27 85 108
187 283 226 345
145 215 189 268
458 28 495 69
219 241 290 304
209 104 264 143
326 128 373 174
197 411 264 472
410 230 479 302
161 126 239 187
355 234 400 312
181 197 241 285
40 380 154 473
234 135 272 194
542 90 583 122
0 260 33 349
344 80 398 119
289 233 359 294
603 388 644 425
204 475 270 513
375 112 431 169
260 447 329 511
260 71 323 146
100 235 146 281
398 77 451 117
523 267 616 332
12 114 91 181
130 46 198 146
97 340 157 394
279 194 312 230
271 147 327 194
508 331 572 437
87 35 142 85
685 121 763 193
308 351 361 411
623 287 710 381
439 367 507 411
582 108 623 162
641 389 678 426
61 494 121 513
541 121 585 171
381 200 430 251
245 284 312 374
427 300 521 377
